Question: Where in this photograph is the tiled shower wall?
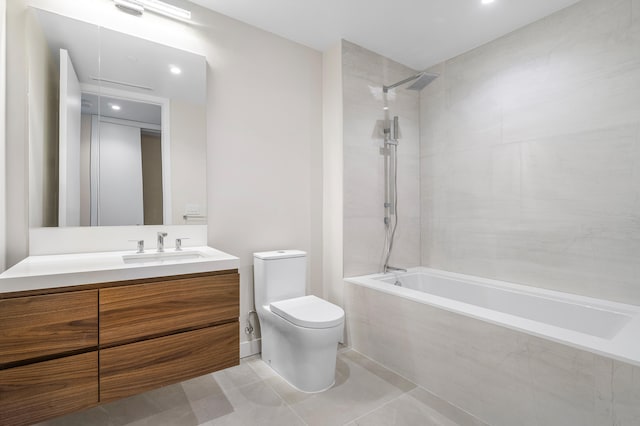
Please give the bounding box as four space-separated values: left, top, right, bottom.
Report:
342 41 421 277
420 0 640 304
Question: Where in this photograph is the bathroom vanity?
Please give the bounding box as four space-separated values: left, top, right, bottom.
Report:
1 5 227 424
0 247 239 426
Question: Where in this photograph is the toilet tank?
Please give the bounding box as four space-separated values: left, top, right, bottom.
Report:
254 250 307 307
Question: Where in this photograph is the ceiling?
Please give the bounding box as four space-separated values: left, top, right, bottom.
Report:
189 0 581 70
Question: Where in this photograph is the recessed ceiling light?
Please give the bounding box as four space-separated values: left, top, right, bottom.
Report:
169 65 182 75
111 104 121 111
482 0 495 4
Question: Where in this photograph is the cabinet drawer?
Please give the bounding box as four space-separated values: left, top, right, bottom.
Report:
0 351 98 426
100 273 239 346
100 322 238 402
0 290 98 366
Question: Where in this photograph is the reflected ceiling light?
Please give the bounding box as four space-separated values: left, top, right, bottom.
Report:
169 65 182 75
111 104 121 111
113 0 191 20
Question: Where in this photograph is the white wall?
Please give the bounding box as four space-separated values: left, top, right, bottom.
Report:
421 0 640 305
0 0 6 272
6 0 323 355
203 4 323 355
342 41 421 277
5 0 29 268
322 41 343 307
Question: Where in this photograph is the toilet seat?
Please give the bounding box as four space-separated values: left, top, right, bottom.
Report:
270 295 344 329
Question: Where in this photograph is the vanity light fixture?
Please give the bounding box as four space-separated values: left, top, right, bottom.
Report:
113 0 191 20
169 65 182 75
140 0 191 20
114 0 144 15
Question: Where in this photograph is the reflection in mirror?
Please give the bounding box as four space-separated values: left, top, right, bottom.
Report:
28 8 207 228
82 92 163 226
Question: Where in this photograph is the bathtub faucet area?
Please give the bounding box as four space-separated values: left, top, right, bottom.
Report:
384 265 407 273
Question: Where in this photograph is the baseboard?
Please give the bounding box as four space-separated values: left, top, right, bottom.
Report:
240 338 261 358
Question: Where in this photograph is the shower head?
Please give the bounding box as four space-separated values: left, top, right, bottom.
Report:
383 71 439 93
406 72 439 91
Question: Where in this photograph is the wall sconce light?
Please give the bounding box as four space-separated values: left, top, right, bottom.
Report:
113 0 191 20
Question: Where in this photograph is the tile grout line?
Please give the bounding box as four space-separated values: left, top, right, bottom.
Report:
248 349 413 426
346 348 485 425
244 357 310 426
344 390 409 425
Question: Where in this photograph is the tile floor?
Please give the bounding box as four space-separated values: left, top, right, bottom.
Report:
37 348 485 426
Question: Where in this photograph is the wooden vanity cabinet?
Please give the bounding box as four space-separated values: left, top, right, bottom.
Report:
99 272 240 402
0 270 239 426
0 352 99 426
0 291 99 426
101 322 238 402
0 290 98 367
100 273 239 346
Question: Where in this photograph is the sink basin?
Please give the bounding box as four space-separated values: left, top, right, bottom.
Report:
122 250 206 264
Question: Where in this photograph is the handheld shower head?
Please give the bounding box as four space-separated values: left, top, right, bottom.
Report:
393 116 399 140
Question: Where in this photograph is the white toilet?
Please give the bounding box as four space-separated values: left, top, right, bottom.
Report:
253 250 344 393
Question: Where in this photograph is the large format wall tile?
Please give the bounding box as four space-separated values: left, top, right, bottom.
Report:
420 0 640 304
343 41 421 277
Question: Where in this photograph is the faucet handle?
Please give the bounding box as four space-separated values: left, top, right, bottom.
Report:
175 237 190 251
128 239 144 253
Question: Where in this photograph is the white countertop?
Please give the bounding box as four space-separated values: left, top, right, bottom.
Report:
0 246 239 295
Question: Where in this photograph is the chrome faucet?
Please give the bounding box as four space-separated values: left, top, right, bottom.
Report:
175 237 189 251
129 239 144 253
157 232 168 252
385 265 407 273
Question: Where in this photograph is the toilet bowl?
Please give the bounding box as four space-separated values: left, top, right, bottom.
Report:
253 250 344 393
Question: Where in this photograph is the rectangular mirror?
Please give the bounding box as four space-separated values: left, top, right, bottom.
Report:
28 8 207 227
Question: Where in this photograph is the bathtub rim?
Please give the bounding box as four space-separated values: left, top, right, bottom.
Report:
344 266 640 368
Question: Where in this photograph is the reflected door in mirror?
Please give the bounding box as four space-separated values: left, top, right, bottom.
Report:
93 121 144 226
59 49 82 226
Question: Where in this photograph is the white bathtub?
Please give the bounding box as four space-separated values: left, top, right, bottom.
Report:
346 267 640 367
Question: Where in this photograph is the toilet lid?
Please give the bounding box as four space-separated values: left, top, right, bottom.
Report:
270 295 344 329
